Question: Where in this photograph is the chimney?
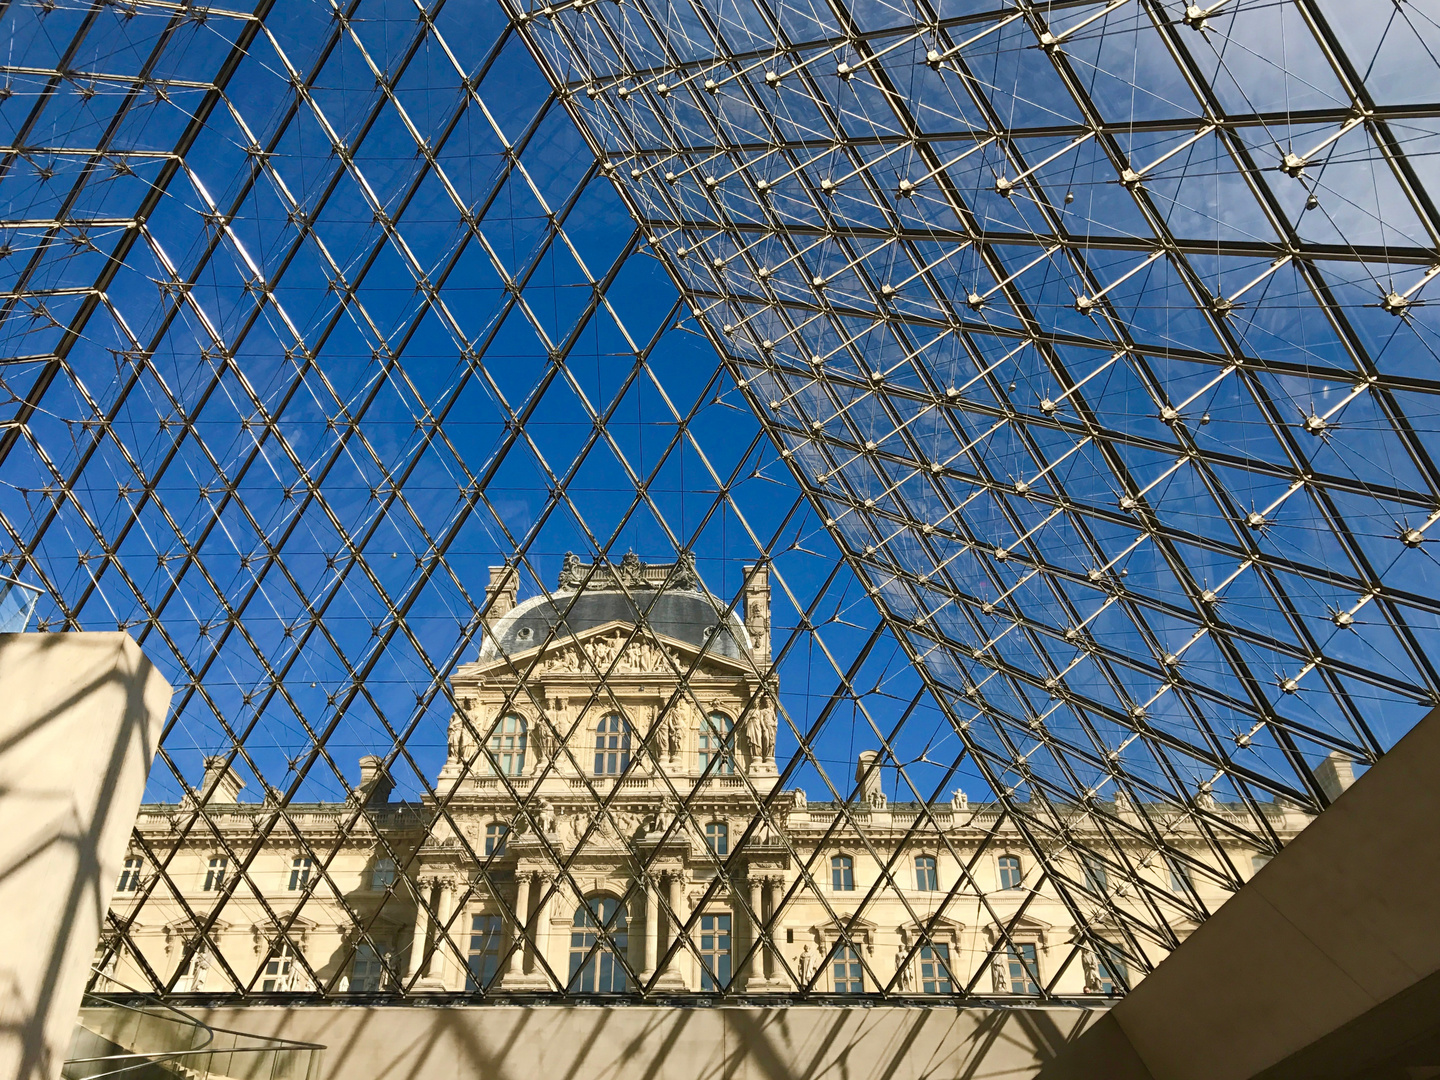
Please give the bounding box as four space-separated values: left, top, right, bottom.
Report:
484 564 519 632
356 755 394 806
200 756 245 803
742 563 771 661
855 750 886 807
1314 751 1356 801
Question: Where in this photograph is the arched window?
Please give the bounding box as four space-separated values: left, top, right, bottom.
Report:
568 895 629 992
698 712 735 774
914 855 938 891
594 715 630 776
831 855 854 891
486 714 527 776
706 821 729 856
998 855 1022 891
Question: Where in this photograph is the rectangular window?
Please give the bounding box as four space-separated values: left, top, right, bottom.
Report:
914 855 938 892
350 943 388 991
466 914 504 990
998 855 1022 891
831 855 854 891
485 823 509 856
920 944 952 993
1098 946 1128 994
706 821 728 856
1008 943 1039 994
698 913 731 991
288 856 312 891
203 856 228 892
371 857 396 891
116 856 143 892
1082 856 1108 894
1167 860 1191 892
261 944 295 992
832 944 864 992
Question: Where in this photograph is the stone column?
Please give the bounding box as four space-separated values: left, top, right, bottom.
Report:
428 877 456 988
765 875 790 988
656 869 687 989
407 877 433 983
533 873 553 987
747 874 767 989
505 871 531 980
642 875 660 982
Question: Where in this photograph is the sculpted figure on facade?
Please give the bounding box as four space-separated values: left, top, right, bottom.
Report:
558 551 584 589
991 952 1009 994
744 694 777 768
894 947 914 992
796 943 815 985
536 797 557 836
447 710 465 762
1081 944 1101 993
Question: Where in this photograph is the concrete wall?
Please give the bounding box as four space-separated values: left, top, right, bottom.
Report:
0 633 172 1080
1099 705 1440 1080
194 1004 1123 1080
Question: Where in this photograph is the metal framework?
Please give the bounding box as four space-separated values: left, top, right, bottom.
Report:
0 0 1436 1004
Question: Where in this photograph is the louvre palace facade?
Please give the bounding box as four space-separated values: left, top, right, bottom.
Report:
101 558 1319 1000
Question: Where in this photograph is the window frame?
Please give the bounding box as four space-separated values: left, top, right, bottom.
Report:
350 942 389 992
485 822 509 857
485 713 528 777
116 856 144 893
698 911 732 991
1007 941 1041 995
831 943 865 993
705 820 729 856
288 855 313 892
998 854 1023 891
466 913 505 990
593 714 631 776
919 942 953 994
202 855 228 892
568 894 630 993
831 854 855 892
914 854 938 892
370 857 396 891
698 711 736 775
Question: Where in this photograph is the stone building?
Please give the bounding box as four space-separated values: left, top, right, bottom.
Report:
103 557 1319 998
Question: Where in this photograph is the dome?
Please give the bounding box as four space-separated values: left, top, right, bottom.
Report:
481 556 751 660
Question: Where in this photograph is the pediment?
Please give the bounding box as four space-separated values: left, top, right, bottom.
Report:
815 912 880 942
897 913 966 940
983 912 1053 944
457 620 752 681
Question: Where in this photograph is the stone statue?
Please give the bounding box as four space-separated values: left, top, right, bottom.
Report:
895 947 914 992
675 551 699 589
661 705 683 763
792 788 806 809
447 711 464 760
531 716 552 762
952 788 968 811
991 952 1009 994
185 944 210 992
559 551 584 588
537 797 557 836
796 944 815 985
619 551 643 585
1081 945 1101 993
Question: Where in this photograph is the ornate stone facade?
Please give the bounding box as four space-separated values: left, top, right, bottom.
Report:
103 558 1317 998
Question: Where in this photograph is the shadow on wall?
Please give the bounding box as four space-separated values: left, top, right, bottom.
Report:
189 1003 1130 1080
0 633 173 1080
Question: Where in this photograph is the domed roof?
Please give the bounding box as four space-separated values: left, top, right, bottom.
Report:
481 555 750 660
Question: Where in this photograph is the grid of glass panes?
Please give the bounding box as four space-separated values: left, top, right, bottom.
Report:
486 715 527 777
915 856 938 892
698 713 735 774
569 897 628 992
467 915 504 991
706 821 728 856
831 856 854 891
919 944 951 994
832 945 864 993
698 913 731 991
1008 945 1039 995
350 944 388 992
593 716 630 776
